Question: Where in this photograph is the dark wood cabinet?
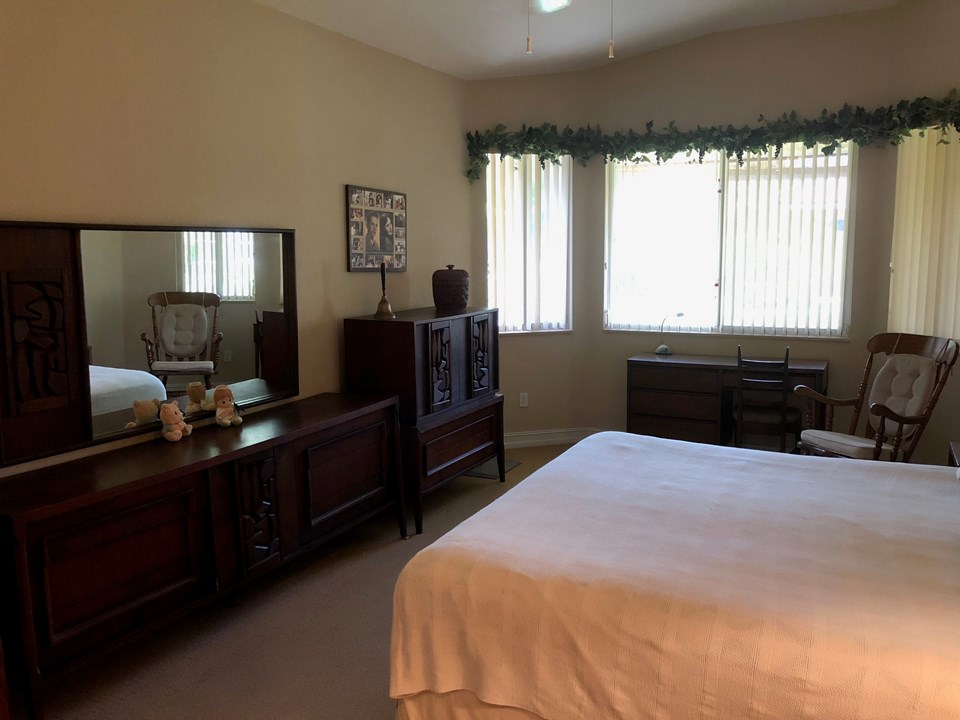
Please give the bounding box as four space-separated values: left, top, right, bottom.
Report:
0 393 403 719
0 638 9 720
344 307 504 533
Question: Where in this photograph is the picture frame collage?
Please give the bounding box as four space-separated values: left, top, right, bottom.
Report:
346 184 407 272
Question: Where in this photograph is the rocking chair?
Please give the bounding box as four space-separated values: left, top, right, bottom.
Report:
794 332 958 462
141 291 223 389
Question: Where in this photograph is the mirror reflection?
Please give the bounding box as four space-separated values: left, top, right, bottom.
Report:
81 229 287 438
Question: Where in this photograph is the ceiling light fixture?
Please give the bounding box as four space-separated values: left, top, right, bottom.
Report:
526 0 533 54
533 0 571 13
608 0 615 59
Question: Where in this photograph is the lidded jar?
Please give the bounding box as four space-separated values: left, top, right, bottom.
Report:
432 264 469 312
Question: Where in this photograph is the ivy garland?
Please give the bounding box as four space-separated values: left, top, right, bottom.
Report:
464 90 960 182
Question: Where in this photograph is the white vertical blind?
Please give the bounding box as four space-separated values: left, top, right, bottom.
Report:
720 141 853 336
486 154 571 332
889 127 960 337
180 231 255 301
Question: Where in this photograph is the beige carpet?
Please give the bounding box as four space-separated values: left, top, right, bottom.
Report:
35 445 569 720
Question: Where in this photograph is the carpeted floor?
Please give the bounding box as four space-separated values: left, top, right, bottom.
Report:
32 444 569 720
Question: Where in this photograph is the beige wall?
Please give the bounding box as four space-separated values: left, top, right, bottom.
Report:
0 0 471 407
466 0 960 464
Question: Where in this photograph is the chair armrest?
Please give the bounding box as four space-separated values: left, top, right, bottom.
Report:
868 403 926 427
792 385 859 407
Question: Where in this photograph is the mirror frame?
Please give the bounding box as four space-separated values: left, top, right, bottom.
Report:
0 220 299 466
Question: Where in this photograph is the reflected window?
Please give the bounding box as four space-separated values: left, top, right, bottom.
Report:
179 231 255 301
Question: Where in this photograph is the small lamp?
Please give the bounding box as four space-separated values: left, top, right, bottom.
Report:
655 312 685 355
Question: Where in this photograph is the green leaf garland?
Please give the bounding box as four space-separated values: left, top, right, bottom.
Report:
465 90 960 181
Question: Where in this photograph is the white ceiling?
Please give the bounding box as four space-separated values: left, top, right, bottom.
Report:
253 0 902 81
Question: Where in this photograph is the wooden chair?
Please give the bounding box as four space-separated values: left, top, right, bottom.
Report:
734 346 802 453
795 332 959 462
141 291 222 388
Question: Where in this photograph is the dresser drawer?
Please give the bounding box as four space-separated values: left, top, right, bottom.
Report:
628 365 720 393
628 389 719 421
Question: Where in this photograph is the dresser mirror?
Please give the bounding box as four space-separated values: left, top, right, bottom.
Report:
0 221 298 466
80 226 299 440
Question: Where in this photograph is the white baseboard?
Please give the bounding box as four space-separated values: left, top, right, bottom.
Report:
504 427 604 449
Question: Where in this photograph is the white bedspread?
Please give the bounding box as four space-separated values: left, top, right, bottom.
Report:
391 431 960 719
89 365 167 416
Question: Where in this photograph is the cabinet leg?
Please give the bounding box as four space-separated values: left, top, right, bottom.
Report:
413 490 423 535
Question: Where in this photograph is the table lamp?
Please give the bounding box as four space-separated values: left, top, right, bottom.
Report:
655 312 685 355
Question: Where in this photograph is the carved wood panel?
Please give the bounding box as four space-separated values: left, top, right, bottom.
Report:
235 454 281 575
470 313 492 398
4 272 70 415
428 321 453 413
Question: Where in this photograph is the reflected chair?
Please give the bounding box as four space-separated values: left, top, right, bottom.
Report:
734 346 802 453
141 291 222 389
795 332 959 462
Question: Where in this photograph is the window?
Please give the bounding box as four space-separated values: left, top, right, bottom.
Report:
485 153 572 332
605 141 855 336
888 127 960 336
179 230 255 301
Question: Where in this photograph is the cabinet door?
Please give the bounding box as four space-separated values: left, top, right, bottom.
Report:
0 226 90 465
468 312 496 399
293 406 400 545
25 472 214 671
234 451 282 579
426 320 454 414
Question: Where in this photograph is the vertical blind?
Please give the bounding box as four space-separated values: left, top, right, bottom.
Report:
721 141 853 336
889 127 960 337
486 154 571 332
180 231 255 301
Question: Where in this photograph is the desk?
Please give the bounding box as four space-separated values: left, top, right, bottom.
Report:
627 353 829 445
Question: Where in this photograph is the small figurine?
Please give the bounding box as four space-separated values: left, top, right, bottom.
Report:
159 401 193 442
213 384 243 427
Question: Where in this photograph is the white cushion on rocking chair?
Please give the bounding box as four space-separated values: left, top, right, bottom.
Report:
800 429 895 460
151 360 215 372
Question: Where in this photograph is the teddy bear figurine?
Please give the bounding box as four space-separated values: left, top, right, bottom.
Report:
185 381 216 414
213 384 243 428
159 401 193 441
124 398 162 429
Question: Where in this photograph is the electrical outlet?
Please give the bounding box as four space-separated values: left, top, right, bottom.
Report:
519 392 528 408
224 350 233 363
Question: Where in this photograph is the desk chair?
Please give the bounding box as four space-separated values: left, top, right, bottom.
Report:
141 291 223 389
795 332 958 462
734 346 802 453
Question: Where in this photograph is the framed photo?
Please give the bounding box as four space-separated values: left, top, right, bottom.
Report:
346 184 407 272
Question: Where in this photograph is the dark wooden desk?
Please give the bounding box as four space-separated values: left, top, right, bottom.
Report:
627 352 828 445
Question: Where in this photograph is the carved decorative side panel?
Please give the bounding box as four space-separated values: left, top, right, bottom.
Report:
5 272 70 415
236 455 281 573
428 322 453 413
470 314 492 397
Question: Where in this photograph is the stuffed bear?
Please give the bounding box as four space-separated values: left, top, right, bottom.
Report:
124 398 162 429
185 381 215 414
159 401 193 441
213 384 243 427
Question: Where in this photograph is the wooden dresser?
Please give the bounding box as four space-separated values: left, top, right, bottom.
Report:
0 393 403 719
344 307 505 533
627 353 828 445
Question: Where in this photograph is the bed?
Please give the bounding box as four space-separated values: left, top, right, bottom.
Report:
89 364 167 416
390 431 960 720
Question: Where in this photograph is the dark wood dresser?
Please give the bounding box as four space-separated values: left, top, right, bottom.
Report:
344 307 505 533
627 353 828 445
0 393 403 719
